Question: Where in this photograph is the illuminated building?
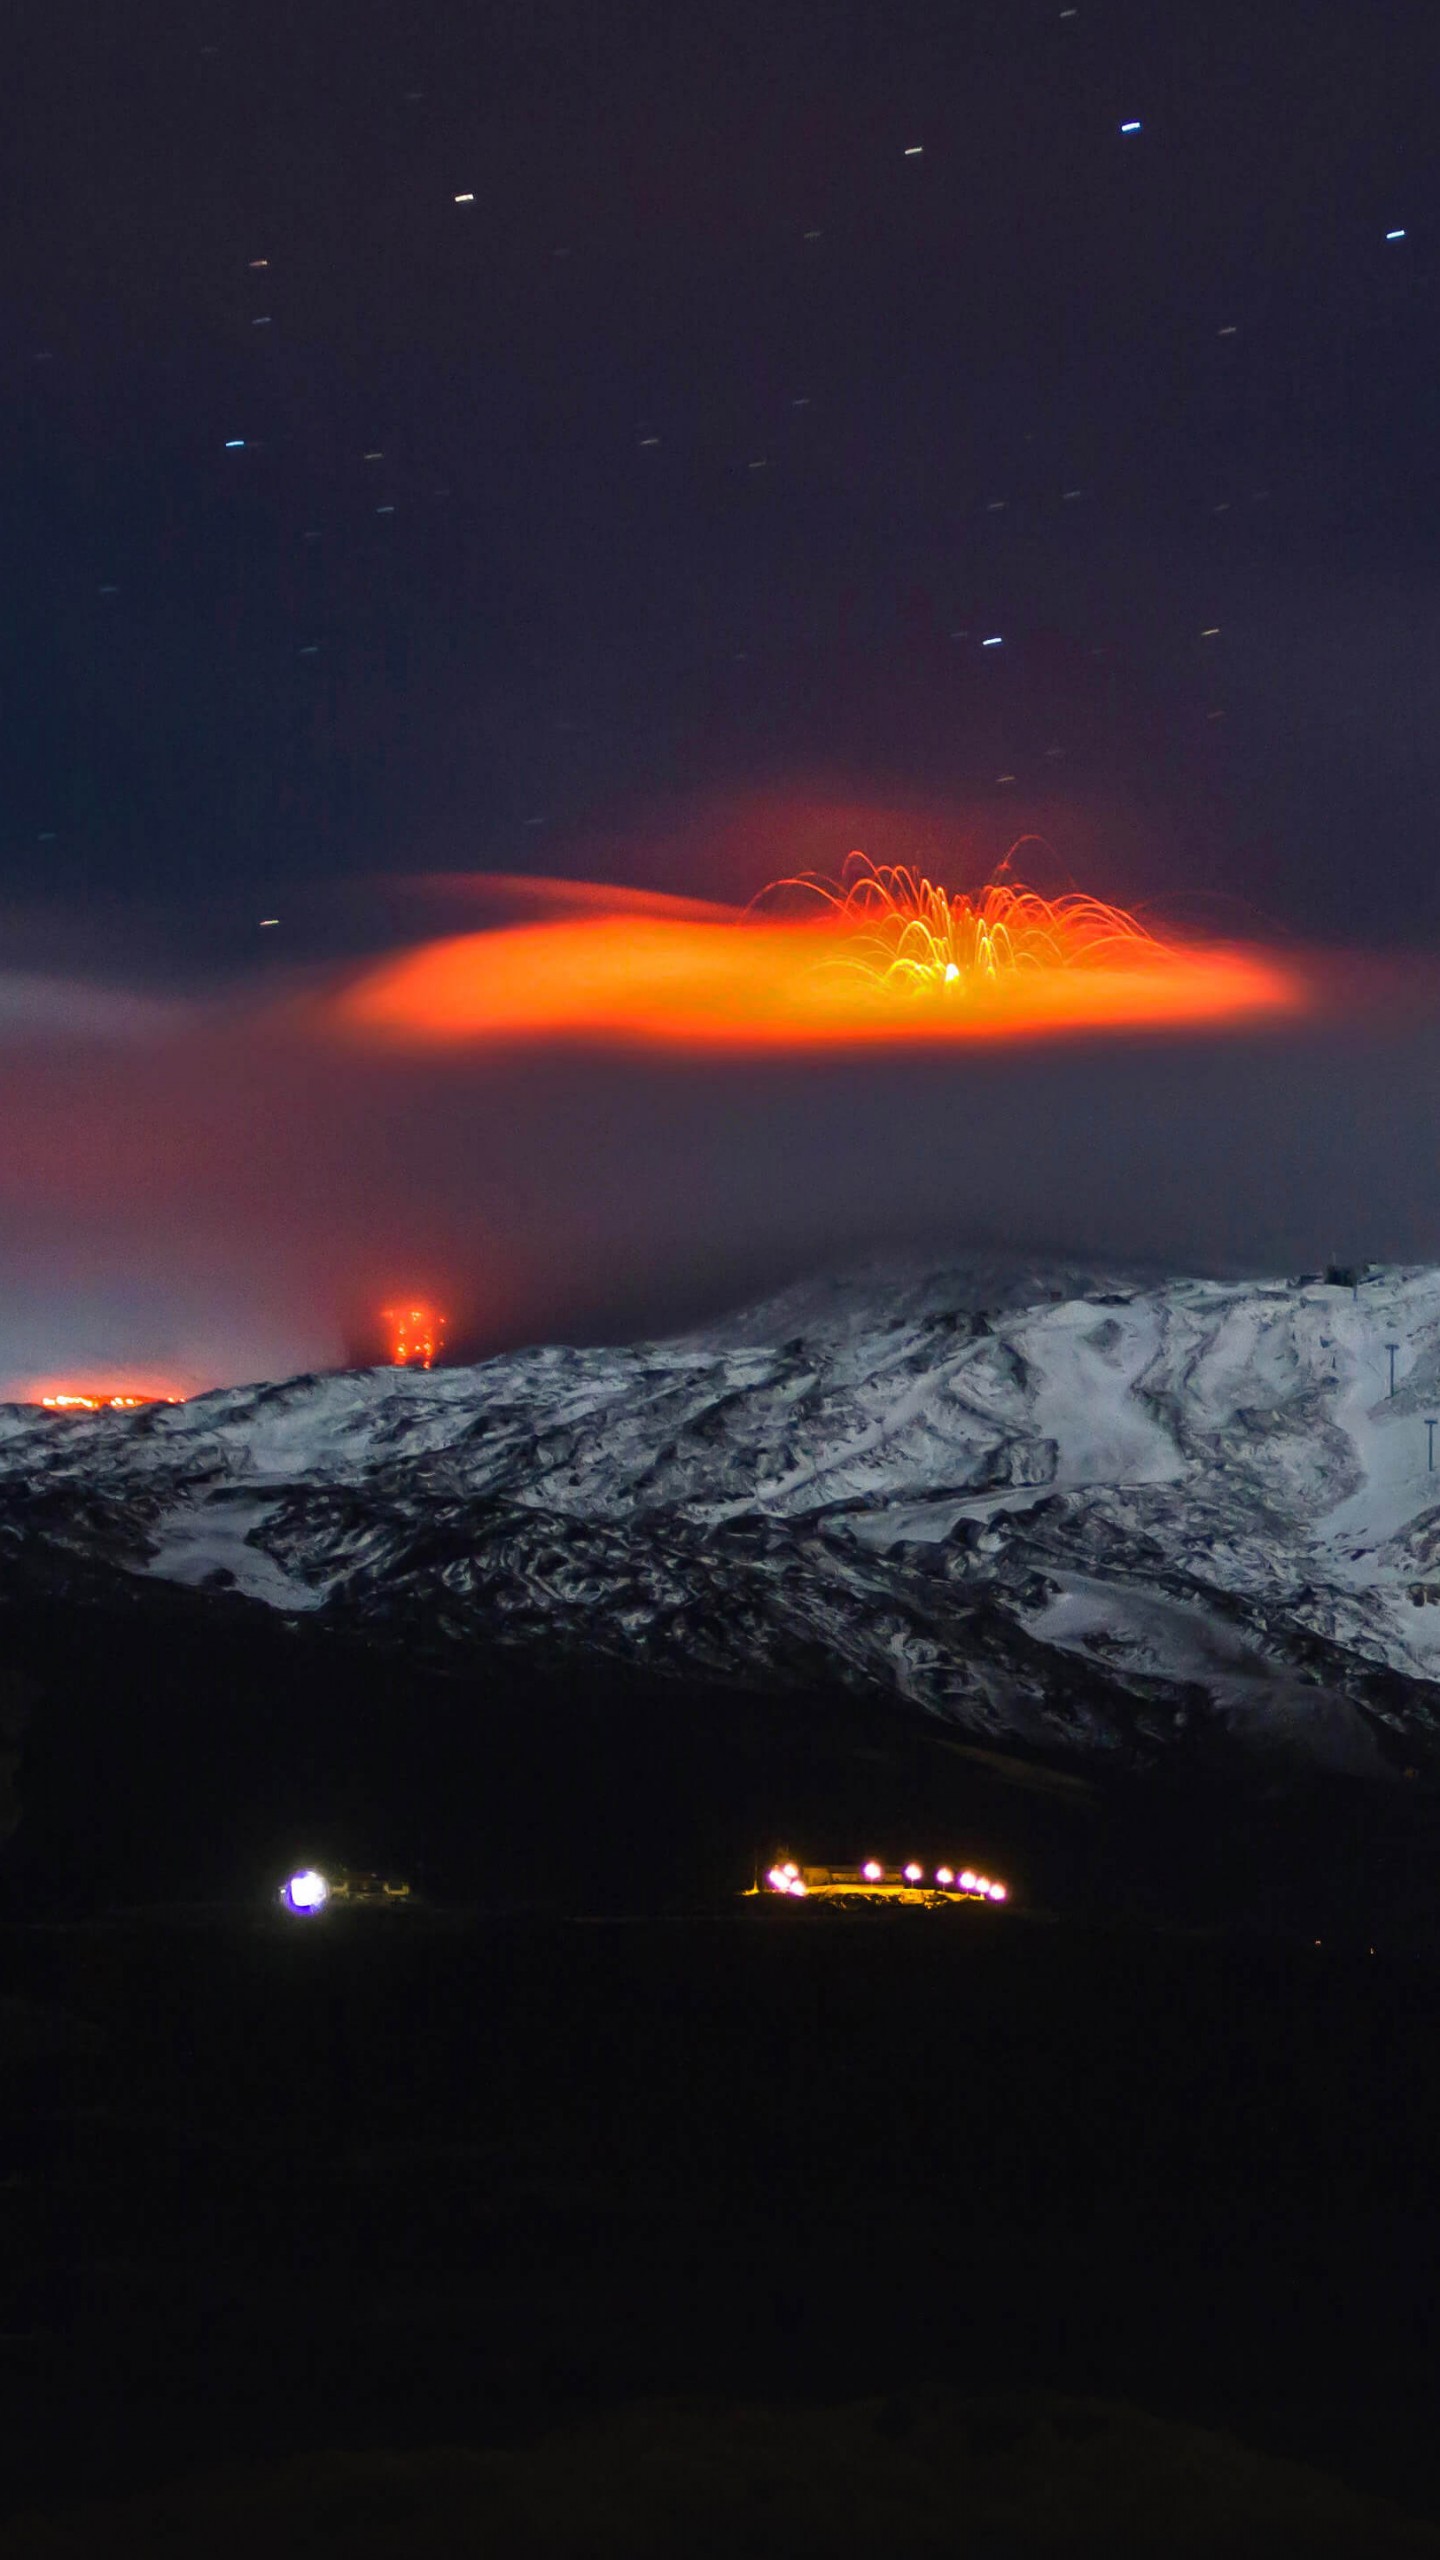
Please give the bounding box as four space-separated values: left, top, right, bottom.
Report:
279 1866 412 1914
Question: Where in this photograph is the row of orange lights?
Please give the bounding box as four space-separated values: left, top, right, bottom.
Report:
764 1859 1007 1901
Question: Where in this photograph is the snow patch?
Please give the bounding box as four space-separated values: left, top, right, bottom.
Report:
143 1493 325 1610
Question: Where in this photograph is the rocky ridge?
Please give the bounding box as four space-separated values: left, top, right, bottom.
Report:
7 1258 1440 1773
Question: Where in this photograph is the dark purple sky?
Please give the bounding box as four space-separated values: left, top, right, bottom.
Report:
8 0 1440 935
5 0 1440 1384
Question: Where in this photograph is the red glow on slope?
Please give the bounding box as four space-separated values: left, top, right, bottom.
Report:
16 1379 186 1412
332 858 1304 1053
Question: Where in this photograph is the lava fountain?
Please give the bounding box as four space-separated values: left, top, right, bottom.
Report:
759 860 1173 997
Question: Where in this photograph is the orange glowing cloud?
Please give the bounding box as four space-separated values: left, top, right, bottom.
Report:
330 859 1304 1054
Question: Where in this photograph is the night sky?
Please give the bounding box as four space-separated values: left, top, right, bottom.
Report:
6 0 1440 1390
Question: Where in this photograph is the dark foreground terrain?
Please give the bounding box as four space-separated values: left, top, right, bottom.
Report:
6 1904 1440 2553
8 1573 1440 2549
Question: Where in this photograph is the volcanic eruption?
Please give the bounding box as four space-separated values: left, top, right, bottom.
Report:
334 854 1302 1054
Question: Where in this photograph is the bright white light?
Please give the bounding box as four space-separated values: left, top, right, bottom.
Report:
454 192 474 204
974 1876 991 1896
981 635 1003 647
943 961 960 982
989 1883 1007 1902
903 1863 923 1883
959 1870 977 1892
1387 229 1406 241
1120 120 1141 134
766 1866 787 1890
904 145 924 156
789 1879 809 1897
284 1868 329 1913
936 1867 954 1886
862 1861 883 1881
781 1861 799 1879
224 439 245 449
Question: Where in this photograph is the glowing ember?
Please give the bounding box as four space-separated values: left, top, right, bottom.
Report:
334 857 1302 1052
383 1301 447 1368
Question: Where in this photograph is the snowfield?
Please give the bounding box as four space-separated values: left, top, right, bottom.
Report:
8 1258 1440 1771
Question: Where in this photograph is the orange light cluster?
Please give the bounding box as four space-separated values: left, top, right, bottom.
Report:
334 859 1302 1053
761 1858 1008 1905
383 1302 447 1368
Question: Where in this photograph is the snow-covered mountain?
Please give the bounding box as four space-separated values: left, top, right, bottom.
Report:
8 1259 1440 1774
